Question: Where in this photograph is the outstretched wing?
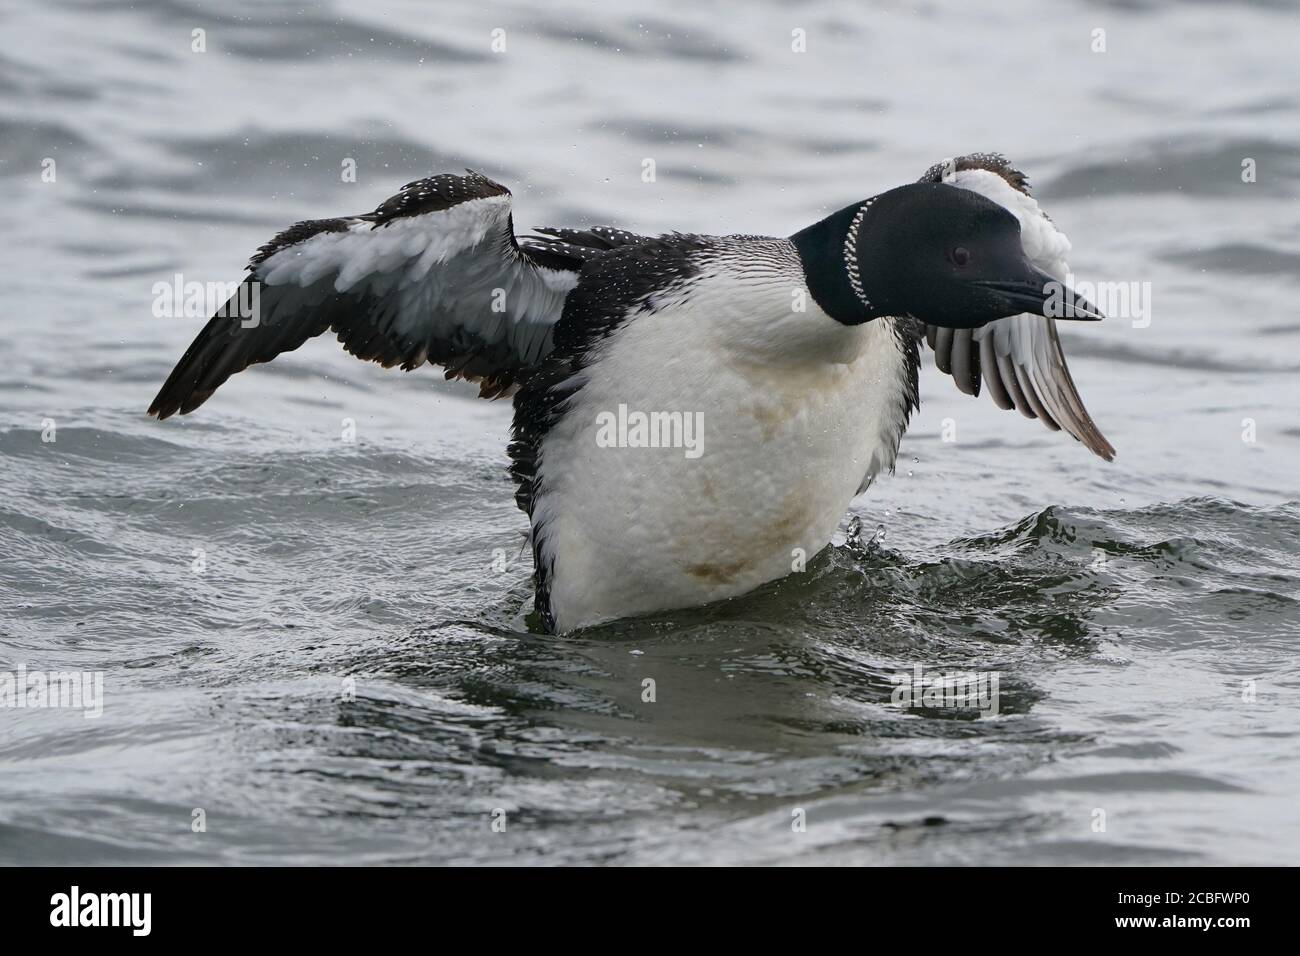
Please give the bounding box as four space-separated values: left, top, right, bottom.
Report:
148 171 586 418
916 154 1114 460
517 223 656 275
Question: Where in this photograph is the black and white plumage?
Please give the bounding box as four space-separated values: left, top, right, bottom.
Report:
148 171 580 415
913 156 1114 458
149 155 1113 633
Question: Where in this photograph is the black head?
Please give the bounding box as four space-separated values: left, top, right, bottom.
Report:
792 181 1102 328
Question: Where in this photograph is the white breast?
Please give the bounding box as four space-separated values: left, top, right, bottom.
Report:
529 244 915 632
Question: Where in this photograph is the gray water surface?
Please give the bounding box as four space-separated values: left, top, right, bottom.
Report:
1 0 1299 865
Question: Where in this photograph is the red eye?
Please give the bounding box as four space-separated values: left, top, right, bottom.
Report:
951 246 971 267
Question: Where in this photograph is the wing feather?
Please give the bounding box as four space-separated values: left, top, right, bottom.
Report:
917 154 1115 460
148 171 585 419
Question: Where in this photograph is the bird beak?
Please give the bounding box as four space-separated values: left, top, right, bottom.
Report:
974 266 1105 321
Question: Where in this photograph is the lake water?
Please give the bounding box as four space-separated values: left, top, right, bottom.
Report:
1 0 1298 864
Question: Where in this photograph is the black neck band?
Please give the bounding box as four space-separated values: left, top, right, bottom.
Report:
790 200 877 326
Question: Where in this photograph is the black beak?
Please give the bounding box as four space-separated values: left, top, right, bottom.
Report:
974 266 1105 321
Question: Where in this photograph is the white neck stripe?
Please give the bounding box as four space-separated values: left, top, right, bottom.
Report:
842 199 874 310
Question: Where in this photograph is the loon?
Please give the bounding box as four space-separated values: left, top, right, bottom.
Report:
149 152 1114 634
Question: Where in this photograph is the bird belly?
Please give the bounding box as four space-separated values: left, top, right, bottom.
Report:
529 312 913 632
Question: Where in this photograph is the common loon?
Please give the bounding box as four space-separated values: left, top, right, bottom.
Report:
149 152 1114 633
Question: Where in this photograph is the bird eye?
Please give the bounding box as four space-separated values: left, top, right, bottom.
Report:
951 246 971 267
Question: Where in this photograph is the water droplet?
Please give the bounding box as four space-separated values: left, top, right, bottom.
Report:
843 514 863 548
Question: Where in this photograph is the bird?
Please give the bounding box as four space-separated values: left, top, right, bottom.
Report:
148 152 1114 634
